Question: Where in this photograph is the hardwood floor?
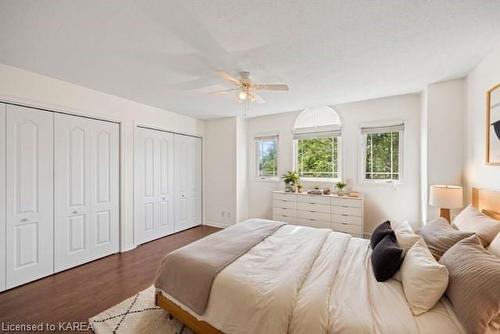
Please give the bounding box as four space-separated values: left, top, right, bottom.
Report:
0 225 220 333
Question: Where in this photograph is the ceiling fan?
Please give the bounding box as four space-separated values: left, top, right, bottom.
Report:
211 71 289 104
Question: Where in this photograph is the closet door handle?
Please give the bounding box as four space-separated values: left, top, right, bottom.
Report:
72 210 78 214
20 218 28 222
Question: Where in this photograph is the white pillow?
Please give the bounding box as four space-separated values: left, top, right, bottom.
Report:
391 220 420 251
453 205 500 246
401 238 449 316
487 233 500 258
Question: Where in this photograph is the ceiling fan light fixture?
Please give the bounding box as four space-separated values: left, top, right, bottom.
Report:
238 91 248 100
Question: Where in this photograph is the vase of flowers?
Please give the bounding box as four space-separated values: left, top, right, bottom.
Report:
336 181 347 196
282 170 300 192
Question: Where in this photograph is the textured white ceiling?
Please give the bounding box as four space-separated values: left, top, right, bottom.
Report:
1 1 500 119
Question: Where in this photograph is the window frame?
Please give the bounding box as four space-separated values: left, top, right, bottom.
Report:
360 126 404 185
254 134 279 182
293 135 342 183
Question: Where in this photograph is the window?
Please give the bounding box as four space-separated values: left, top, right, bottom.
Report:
255 135 278 179
293 106 342 181
296 136 339 179
362 123 403 182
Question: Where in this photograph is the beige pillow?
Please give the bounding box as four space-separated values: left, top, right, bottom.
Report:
487 233 500 258
419 217 474 260
439 235 500 334
453 205 500 246
391 220 420 251
400 238 449 316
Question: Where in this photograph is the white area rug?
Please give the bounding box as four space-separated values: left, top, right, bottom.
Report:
89 286 193 334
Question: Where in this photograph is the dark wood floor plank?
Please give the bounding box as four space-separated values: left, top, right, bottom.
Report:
0 225 220 331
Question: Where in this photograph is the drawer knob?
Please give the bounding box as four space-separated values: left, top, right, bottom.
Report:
341 214 348 216
309 210 316 213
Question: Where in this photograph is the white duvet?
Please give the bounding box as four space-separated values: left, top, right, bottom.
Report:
161 225 466 334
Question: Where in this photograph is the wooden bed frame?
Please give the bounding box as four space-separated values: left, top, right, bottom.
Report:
472 187 500 219
155 291 222 334
155 187 500 334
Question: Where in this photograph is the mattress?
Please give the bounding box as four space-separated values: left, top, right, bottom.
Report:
158 224 466 334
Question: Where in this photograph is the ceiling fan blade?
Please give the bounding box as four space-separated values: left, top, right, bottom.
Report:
216 70 241 85
254 84 289 91
249 92 266 104
209 88 238 95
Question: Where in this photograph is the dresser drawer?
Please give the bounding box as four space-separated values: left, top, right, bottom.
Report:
273 192 297 201
273 199 297 210
332 197 362 208
296 210 330 221
333 222 363 235
297 202 330 213
332 214 362 226
333 205 362 217
297 195 331 205
273 207 296 217
273 213 296 224
296 217 331 229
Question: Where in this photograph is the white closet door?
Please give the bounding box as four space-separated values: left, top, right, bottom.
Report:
174 135 202 232
5 105 53 289
54 114 119 272
134 127 174 245
0 104 6 291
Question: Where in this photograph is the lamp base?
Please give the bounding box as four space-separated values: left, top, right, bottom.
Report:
440 208 451 223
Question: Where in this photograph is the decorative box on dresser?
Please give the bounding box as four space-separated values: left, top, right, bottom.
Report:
272 191 364 238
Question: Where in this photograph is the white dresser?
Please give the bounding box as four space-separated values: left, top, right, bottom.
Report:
272 191 364 238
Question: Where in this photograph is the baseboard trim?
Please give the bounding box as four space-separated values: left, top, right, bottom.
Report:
203 221 231 228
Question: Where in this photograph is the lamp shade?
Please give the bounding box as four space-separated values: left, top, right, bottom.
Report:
429 185 463 209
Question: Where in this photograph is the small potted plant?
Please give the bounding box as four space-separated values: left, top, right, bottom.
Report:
282 170 299 192
336 181 347 196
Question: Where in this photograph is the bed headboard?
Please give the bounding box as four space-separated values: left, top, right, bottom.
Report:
472 187 500 220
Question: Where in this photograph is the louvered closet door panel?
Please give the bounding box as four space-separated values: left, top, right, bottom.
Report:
0 104 6 292
5 105 53 289
174 135 201 232
54 114 119 272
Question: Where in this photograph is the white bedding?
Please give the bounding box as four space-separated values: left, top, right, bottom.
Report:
160 224 465 334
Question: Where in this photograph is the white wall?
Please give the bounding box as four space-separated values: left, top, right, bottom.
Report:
235 116 249 222
0 64 204 251
247 94 422 233
204 117 237 227
464 42 500 198
423 79 466 220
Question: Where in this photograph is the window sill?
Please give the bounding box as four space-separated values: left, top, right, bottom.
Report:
255 177 280 183
300 177 340 183
359 179 403 186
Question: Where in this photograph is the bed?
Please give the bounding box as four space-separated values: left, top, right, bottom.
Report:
154 187 500 334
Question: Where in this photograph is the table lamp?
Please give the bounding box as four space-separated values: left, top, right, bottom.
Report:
429 185 463 222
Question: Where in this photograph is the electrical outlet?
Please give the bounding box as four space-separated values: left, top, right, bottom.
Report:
221 210 225 218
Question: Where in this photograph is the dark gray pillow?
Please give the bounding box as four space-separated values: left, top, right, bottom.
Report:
419 218 473 260
439 235 500 334
370 232 404 282
370 221 392 249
